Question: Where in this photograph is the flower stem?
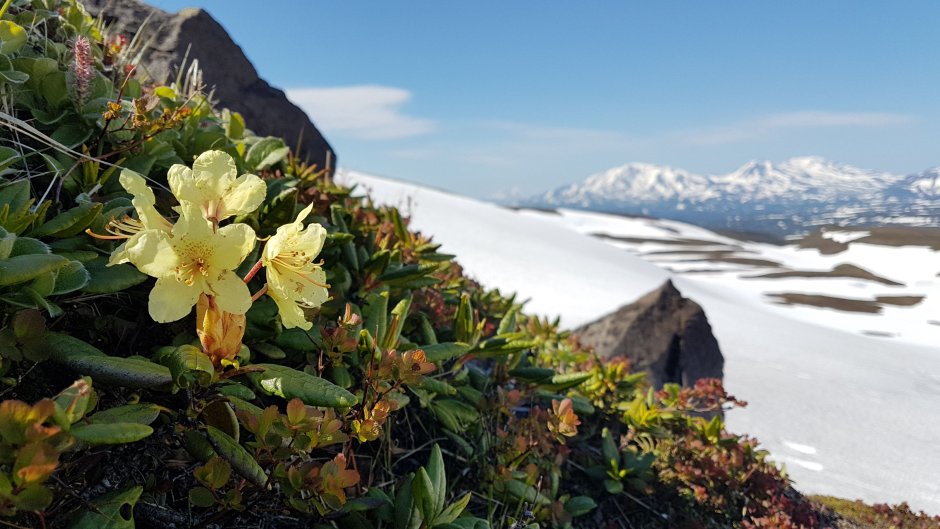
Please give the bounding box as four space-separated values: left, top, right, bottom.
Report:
251 284 268 302
0 0 13 20
243 258 263 283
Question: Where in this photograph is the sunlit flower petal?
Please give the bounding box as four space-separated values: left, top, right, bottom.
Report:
107 170 174 265
262 204 330 329
210 270 252 315
149 276 201 323
168 150 265 222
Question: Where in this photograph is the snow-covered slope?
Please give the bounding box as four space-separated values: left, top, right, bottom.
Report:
337 171 667 327
523 157 939 237
338 169 940 515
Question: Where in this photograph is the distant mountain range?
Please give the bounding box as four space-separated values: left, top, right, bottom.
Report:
517 156 940 238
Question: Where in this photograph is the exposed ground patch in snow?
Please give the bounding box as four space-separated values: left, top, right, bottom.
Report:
337 169 940 514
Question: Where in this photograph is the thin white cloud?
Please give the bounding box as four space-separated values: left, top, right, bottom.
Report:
286 85 435 140
684 111 916 145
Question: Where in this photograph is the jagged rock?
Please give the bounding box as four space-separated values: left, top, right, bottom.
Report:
575 280 723 387
85 0 336 173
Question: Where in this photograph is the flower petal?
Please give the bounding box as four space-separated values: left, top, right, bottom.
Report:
149 276 200 322
297 268 329 307
124 230 177 278
119 170 170 231
209 270 252 315
166 164 193 205
295 222 327 258
192 150 236 197
268 290 312 330
172 201 213 241
220 173 266 218
214 223 256 271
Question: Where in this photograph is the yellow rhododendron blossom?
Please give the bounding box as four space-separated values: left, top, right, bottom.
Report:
262 204 329 330
167 150 265 224
107 170 173 266
122 201 256 323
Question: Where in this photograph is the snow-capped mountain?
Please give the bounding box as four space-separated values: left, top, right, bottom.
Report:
714 156 901 202
544 163 718 207
522 157 940 237
887 167 940 199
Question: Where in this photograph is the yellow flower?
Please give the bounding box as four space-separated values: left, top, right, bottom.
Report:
262 204 329 330
122 201 256 322
106 170 173 266
167 150 266 224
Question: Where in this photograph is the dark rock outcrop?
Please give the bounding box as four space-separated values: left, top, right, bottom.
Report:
85 0 336 173
575 280 723 388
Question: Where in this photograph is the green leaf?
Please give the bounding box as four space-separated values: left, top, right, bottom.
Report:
383 294 412 350
188 486 216 508
250 364 357 408
419 377 457 396
50 123 94 149
29 201 102 238
422 342 470 363
68 486 142 529
0 68 27 83
394 473 422 529
163 345 216 388
604 479 623 495
274 327 318 351
0 21 27 55
362 291 388 346
89 403 161 425
508 366 555 382
82 258 147 294
0 179 29 211
205 426 267 487
564 496 597 517
454 294 475 344
503 479 551 506
50 260 89 295
601 428 619 469
0 253 69 286
412 468 437 522
498 306 520 335
224 110 245 139
246 137 289 171
251 342 286 359
12 484 53 512
71 423 153 445
378 263 439 286
434 492 472 526
53 377 94 427
39 333 173 389
426 444 446 517
471 337 538 358
538 372 592 392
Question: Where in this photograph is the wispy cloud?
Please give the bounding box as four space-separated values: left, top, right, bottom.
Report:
683 111 917 145
286 85 435 140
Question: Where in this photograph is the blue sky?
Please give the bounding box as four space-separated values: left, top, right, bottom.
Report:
150 1 940 197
